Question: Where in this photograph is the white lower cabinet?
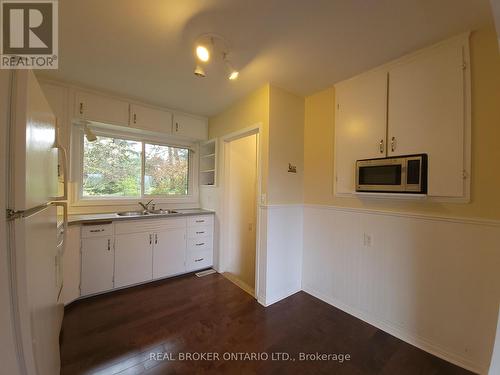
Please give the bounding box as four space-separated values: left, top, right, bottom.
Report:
114 232 153 288
80 215 214 297
80 237 114 295
153 228 186 279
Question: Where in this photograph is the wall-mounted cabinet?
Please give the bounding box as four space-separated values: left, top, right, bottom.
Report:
335 34 470 199
75 90 130 127
199 139 217 186
130 104 173 134
173 113 208 140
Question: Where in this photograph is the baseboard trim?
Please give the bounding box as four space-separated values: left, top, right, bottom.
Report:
263 287 301 307
302 284 484 374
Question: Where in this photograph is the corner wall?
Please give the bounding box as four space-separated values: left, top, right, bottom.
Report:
302 25 500 373
206 84 304 306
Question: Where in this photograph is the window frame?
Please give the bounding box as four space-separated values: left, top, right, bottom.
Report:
71 125 199 206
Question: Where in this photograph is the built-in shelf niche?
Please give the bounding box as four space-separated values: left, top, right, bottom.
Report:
199 139 217 186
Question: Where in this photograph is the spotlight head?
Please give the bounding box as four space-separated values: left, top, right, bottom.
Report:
194 65 206 77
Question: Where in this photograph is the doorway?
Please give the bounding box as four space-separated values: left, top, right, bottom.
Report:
222 131 258 296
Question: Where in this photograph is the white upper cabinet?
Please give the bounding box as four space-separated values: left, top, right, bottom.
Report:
335 70 388 194
387 38 468 197
130 104 173 134
334 34 470 199
173 113 208 140
74 90 130 127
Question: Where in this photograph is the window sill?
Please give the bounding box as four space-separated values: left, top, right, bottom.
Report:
71 195 199 207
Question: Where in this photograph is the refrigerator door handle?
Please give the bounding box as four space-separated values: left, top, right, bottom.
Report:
52 201 68 255
51 125 68 201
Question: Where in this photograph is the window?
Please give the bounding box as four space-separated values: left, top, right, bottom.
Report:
81 134 191 199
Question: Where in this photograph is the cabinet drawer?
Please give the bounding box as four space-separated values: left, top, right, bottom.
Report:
187 225 212 239
187 215 213 227
187 237 212 251
186 250 213 271
81 223 114 238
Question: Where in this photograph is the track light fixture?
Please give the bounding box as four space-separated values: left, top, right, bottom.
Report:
193 33 239 80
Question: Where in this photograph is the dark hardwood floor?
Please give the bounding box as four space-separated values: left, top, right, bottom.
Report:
60 273 473 375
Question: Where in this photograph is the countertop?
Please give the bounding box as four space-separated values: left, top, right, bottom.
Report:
67 208 215 226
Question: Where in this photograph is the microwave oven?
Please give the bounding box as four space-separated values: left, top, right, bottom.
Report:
355 154 427 194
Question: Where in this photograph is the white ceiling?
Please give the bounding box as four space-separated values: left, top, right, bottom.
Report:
41 0 493 116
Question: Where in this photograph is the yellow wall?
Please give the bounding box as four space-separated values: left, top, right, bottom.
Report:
304 25 500 219
209 84 270 197
209 84 305 205
268 86 304 204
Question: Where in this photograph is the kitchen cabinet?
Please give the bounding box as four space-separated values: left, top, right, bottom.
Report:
80 236 114 295
75 90 130 127
173 113 208 140
153 228 186 279
79 214 214 298
114 232 153 288
130 103 173 134
387 38 468 197
334 34 470 199
335 69 388 194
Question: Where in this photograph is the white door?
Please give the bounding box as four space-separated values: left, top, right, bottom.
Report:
114 232 153 288
130 104 173 134
224 134 257 293
152 228 186 279
80 237 114 295
75 90 130 126
173 113 208 140
11 71 58 210
387 38 467 197
335 70 388 194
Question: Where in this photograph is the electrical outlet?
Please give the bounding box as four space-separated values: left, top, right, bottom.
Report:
363 233 372 247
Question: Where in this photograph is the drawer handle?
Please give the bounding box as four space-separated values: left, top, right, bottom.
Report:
195 243 205 246
90 229 105 233
107 239 111 251
196 231 205 235
194 258 204 262
195 220 205 223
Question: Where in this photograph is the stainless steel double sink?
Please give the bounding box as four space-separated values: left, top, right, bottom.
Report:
116 209 178 217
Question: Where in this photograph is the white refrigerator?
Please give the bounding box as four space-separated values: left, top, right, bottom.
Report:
5 70 68 375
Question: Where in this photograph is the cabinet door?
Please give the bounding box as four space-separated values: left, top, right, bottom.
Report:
81 237 114 296
115 232 153 288
130 104 173 134
173 113 208 140
152 228 186 279
75 91 130 126
388 38 467 197
335 70 388 194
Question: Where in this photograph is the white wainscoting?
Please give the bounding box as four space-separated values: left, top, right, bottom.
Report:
302 205 500 374
258 205 303 306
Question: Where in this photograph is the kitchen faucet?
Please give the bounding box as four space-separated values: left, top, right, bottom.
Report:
138 199 154 211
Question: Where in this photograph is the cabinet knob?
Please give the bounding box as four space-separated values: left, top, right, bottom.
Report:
155 233 158 245
79 102 84 115
133 113 137 124
175 122 179 132
149 234 152 245
107 239 111 251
